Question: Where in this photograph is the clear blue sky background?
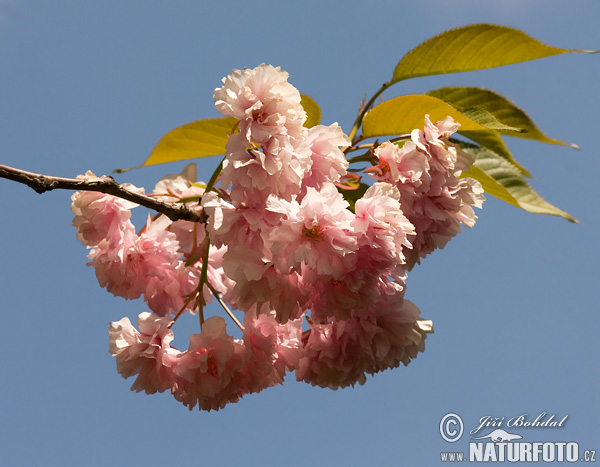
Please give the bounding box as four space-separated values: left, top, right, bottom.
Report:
0 1 598 466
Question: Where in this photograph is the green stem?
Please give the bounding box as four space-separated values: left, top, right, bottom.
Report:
388 134 411 144
199 230 211 287
205 157 225 194
346 81 392 145
167 292 199 329
198 306 204 328
178 195 202 204
189 228 212 329
344 143 374 154
346 153 373 164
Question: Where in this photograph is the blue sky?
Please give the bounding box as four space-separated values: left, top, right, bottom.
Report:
0 1 598 466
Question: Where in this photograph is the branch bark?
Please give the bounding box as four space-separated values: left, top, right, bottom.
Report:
0 164 205 223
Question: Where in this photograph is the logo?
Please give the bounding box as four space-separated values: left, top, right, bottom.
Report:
439 413 464 443
471 428 522 443
438 412 597 463
469 413 568 436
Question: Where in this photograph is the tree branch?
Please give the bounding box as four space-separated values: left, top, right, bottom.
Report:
0 164 205 223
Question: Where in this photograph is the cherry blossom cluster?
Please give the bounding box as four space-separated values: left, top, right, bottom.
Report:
366 120 485 268
72 64 484 410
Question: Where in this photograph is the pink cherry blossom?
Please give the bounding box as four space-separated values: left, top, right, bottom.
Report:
167 219 205 258
353 182 415 265
228 263 312 323
71 189 138 247
89 231 147 300
367 115 484 268
172 316 245 411
267 183 357 278
299 123 350 193
214 64 306 145
89 216 180 302
85 66 505 411
241 310 303 385
151 163 203 203
366 141 430 193
144 264 199 317
413 115 461 173
202 192 284 256
220 133 311 205
296 297 432 389
88 215 210 316
108 312 179 394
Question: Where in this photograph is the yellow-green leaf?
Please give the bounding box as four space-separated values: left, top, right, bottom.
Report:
460 163 520 208
460 107 521 132
427 86 578 148
460 129 530 177
459 143 576 222
143 116 237 167
362 94 492 138
135 93 319 169
392 24 594 84
301 94 321 128
361 94 531 176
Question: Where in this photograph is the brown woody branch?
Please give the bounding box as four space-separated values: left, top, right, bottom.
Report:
0 164 205 223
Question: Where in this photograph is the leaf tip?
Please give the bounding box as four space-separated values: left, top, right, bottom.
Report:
561 210 579 223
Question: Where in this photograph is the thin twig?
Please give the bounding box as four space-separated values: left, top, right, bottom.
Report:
206 280 245 331
0 163 206 223
168 292 199 329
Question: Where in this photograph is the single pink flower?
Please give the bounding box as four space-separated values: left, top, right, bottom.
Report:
214 64 306 145
241 310 303 386
267 184 357 278
89 216 182 306
412 115 460 174
71 190 137 248
144 264 199 317
366 141 430 193
172 316 245 411
299 123 350 194
108 312 179 394
353 183 415 265
220 133 311 205
202 191 284 251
